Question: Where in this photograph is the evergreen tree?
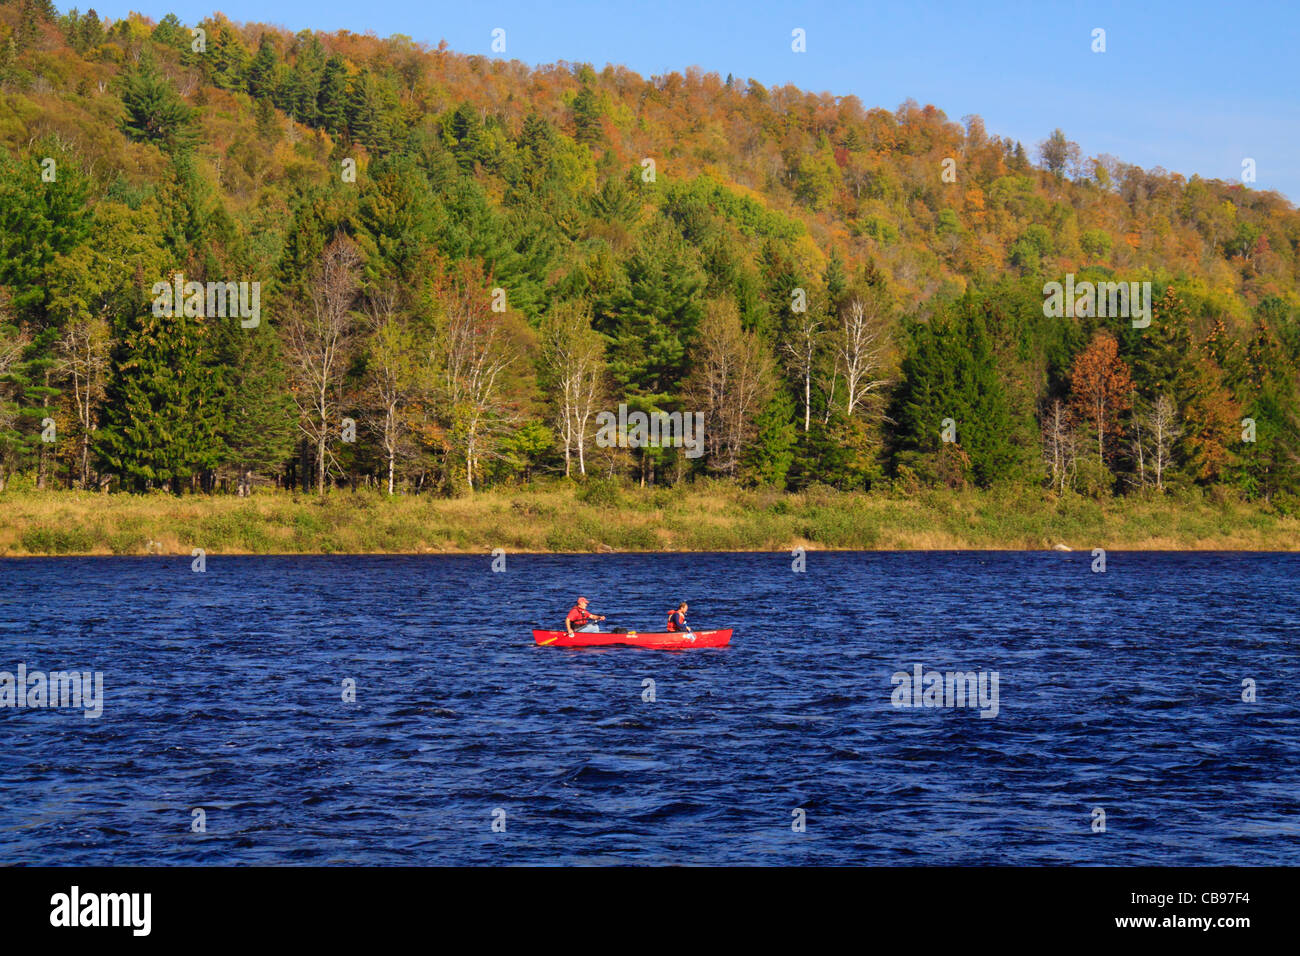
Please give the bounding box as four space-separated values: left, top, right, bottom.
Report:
597 221 704 402
9 328 60 487
246 34 281 103
316 55 350 139
215 319 295 482
97 304 226 491
571 82 604 148
205 20 250 91
743 388 797 486
0 145 89 317
355 154 437 283
823 247 847 307
890 302 1032 486
285 33 325 126
119 53 198 153
151 13 188 51
77 8 101 51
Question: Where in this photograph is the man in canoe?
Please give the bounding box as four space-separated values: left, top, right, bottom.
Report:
564 596 606 637
665 601 689 632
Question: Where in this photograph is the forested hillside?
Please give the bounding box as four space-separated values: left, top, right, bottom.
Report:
1 2 1298 504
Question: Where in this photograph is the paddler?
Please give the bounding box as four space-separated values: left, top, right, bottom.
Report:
665 601 689 632
565 596 606 636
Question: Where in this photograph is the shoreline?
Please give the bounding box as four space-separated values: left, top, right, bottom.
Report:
2 547 1299 557
1 483 1297 556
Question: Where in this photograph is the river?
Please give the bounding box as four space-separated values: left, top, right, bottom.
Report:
1 551 1296 864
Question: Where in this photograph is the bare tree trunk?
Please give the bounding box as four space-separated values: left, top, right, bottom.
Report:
804 372 811 432
1097 400 1105 468
317 411 327 495
1133 417 1146 489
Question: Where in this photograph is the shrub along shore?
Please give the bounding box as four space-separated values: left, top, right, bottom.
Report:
1 481 1296 556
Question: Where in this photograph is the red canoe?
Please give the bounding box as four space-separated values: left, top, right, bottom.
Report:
532 628 732 649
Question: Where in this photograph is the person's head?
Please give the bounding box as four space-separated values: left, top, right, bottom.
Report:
677 602 688 613
577 596 589 609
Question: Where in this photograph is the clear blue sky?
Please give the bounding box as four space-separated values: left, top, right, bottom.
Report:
89 1 1299 203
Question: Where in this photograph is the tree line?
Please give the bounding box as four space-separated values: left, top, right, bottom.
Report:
0 5 1296 502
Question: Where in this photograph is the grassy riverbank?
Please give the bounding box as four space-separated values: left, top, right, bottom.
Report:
1 481 1297 555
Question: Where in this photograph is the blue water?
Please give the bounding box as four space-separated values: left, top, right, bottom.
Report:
0 551 1297 865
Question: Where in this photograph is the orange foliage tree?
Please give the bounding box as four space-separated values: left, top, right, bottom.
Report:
1069 331 1134 469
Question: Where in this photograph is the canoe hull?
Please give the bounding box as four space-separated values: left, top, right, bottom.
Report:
532 628 732 649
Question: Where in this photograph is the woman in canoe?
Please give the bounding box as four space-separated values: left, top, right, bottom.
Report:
665 601 689 632
564 596 606 637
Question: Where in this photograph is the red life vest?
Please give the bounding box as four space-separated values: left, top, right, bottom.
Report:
566 606 593 628
666 610 684 632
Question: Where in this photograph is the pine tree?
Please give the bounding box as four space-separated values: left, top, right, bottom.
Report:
285 33 325 125
77 8 101 52
823 247 847 307
316 55 350 139
743 388 797 486
215 319 295 484
119 53 198 153
206 21 250 92
572 82 604 148
97 304 225 491
152 13 188 51
355 154 437 283
0 145 89 317
9 328 59 487
890 303 1032 487
598 221 704 403
246 34 281 102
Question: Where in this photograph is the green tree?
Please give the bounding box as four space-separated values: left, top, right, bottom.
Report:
119 53 199 153
890 303 1033 486
0 145 89 316
247 34 282 102
316 55 351 138
597 221 704 402
743 388 797 486
285 32 325 125
97 304 226 492
571 81 604 148
216 319 295 484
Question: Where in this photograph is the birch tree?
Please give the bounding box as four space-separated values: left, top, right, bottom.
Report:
284 234 361 495
539 301 605 476
782 310 821 432
1137 394 1181 492
0 318 29 494
55 314 111 489
433 267 521 492
362 284 420 495
836 293 890 417
690 297 776 476
1042 399 1077 494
